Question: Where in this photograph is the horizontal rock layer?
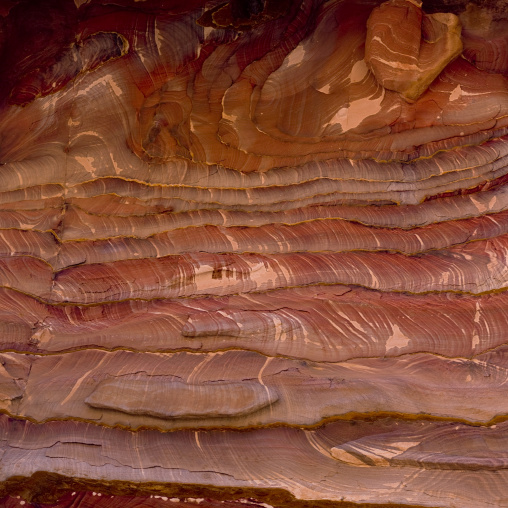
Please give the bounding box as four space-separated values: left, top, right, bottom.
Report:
1 0 508 507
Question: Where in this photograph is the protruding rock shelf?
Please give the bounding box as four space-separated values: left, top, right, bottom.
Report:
1 0 508 506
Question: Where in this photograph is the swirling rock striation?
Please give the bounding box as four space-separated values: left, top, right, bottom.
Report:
1 0 508 507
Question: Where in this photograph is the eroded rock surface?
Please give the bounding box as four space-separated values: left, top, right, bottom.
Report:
1 0 508 506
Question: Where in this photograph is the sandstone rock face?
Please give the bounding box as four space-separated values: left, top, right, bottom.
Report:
365 0 463 100
1 0 508 507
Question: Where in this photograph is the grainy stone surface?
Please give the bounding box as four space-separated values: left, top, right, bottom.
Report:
1 0 508 506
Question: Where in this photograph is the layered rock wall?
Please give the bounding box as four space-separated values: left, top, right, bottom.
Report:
1 0 508 506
